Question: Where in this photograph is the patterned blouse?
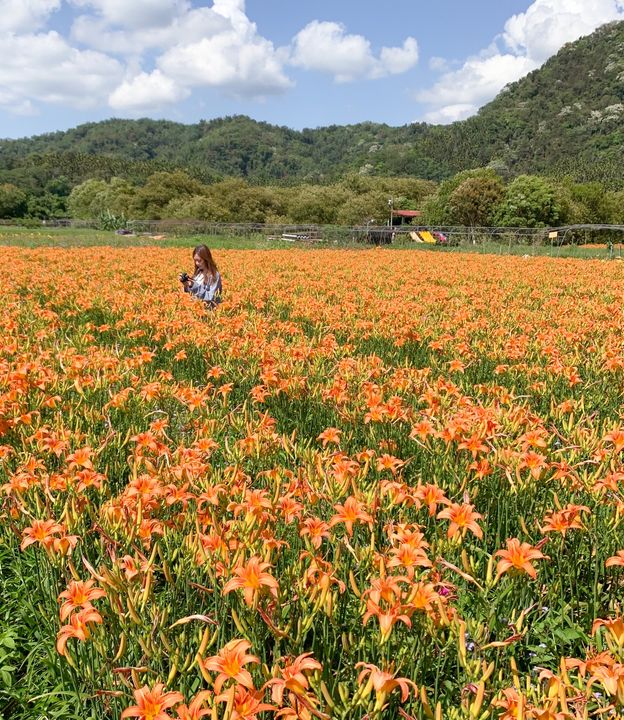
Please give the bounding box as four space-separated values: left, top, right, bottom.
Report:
186 271 222 307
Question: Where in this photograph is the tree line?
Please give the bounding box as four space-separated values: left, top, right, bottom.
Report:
1 167 623 229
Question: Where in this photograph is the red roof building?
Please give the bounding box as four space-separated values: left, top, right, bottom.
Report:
392 209 422 226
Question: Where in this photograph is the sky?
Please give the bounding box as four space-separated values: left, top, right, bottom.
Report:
1 0 623 139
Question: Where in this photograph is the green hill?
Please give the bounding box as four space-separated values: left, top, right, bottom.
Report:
1 21 623 190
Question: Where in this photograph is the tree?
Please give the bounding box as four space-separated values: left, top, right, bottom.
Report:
288 185 349 224
27 193 67 219
167 195 230 222
567 181 614 223
336 191 389 226
67 177 136 219
132 171 205 219
0 183 28 218
607 190 624 224
101 178 136 217
448 175 504 226
67 179 109 218
422 168 502 225
495 175 561 227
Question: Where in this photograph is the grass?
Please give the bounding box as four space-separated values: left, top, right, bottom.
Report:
0 226 293 250
2 224 623 259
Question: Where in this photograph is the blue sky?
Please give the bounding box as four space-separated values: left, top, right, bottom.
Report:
1 0 623 139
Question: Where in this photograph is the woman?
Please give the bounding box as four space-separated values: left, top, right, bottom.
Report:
180 244 222 308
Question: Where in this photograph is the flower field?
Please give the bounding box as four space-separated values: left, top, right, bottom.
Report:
2 246 624 719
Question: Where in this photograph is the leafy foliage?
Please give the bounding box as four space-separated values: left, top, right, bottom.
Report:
494 175 561 228
3 23 624 191
0 184 27 218
448 176 504 227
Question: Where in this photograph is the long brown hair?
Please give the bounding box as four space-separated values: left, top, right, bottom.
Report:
192 244 218 280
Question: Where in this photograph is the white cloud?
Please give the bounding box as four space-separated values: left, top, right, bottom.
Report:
72 0 292 100
0 88 38 116
419 0 624 124
71 6 230 55
0 31 123 111
379 37 419 76
290 21 375 82
290 21 418 82
109 69 189 111
0 0 417 119
423 103 479 125
0 0 60 33
157 4 292 98
69 0 190 30
419 52 536 122
0 0 293 116
503 0 624 62
158 36 292 97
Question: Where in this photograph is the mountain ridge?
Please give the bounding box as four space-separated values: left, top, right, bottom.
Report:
1 20 623 188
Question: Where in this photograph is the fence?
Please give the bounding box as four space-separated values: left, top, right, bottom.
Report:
121 220 624 259
5 218 624 259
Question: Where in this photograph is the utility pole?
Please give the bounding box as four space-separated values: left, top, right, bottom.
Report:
388 197 393 227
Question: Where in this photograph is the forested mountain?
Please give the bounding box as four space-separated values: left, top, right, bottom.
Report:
1 20 623 191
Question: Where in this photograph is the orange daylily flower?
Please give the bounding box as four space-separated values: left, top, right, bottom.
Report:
21 519 63 550
518 429 549 450
410 419 434 442
606 550 624 568
415 483 449 516
356 662 417 707
447 359 465 373
495 538 547 580
121 683 184 720
269 653 322 704
363 575 410 606
588 662 624 706
364 404 387 423
565 650 617 678
603 428 624 453
52 532 80 556
541 504 589 537
174 691 213 720
470 457 492 479
457 434 488 459
222 556 279 607
215 685 276 720
592 617 624 647
387 523 429 550
406 581 439 613
58 579 106 621
66 446 94 469
376 454 404 474
437 502 484 540
301 553 345 614
131 432 160 453
202 639 260 694
518 451 548 480
329 496 373 536
56 607 103 656
362 599 412 643
299 517 331 549
316 427 341 447
386 542 432 576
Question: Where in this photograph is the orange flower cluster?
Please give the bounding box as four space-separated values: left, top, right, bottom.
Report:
2 247 624 718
